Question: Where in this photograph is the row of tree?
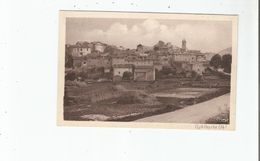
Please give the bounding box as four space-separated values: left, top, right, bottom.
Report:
210 54 232 73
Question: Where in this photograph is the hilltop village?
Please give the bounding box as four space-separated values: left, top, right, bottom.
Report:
64 40 231 122
65 40 213 81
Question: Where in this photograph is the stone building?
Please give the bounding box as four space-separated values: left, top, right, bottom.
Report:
191 62 209 75
81 56 111 69
71 47 91 57
94 42 106 53
67 42 92 57
113 64 133 78
172 54 197 62
131 59 154 66
134 66 155 81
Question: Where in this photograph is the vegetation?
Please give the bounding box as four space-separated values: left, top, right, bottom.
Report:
210 54 222 69
122 71 133 80
65 45 74 68
210 53 232 73
221 54 232 73
65 67 113 82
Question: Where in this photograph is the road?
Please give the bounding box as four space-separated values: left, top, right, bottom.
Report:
135 93 230 123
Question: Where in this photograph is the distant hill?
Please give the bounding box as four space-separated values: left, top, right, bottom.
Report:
218 47 232 56
204 47 232 61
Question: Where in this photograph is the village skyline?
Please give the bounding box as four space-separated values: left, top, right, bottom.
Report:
66 39 231 55
66 18 232 53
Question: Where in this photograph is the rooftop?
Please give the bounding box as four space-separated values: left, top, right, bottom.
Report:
112 64 133 68
135 65 154 69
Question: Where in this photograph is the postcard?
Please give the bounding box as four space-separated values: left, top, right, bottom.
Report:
57 11 237 130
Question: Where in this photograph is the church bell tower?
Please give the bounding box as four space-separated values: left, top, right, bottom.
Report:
181 39 187 52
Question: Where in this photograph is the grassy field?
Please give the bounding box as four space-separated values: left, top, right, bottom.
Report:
64 77 230 121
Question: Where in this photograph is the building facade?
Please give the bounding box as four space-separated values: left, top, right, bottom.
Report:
113 64 133 78
134 66 155 81
71 47 91 57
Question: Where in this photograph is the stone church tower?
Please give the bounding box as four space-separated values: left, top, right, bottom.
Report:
181 39 187 52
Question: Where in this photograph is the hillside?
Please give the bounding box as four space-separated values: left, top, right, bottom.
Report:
204 47 232 61
218 47 232 55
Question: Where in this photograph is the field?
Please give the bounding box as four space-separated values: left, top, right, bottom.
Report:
64 76 230 121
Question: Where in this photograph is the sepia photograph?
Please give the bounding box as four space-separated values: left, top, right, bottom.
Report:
57 11 237 130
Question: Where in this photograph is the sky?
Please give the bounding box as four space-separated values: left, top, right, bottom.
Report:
66 18 232 53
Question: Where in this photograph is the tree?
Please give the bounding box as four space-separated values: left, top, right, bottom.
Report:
210 54 222 69
221 54 232 73
122 71 133 80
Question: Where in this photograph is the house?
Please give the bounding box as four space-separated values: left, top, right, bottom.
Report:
84 56 111 69
113 64 133 78
154 62 163 71
171 61 207 75
158 53 171 65
71 47 91 57
134 66 155 81
191 62 209 75
70 42 92 57
131 59 153 66
136 44 152 57
94 42 106 53
112 57 130 66
172 53 197 62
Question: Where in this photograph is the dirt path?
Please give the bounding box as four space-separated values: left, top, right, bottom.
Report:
135 93 230 123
